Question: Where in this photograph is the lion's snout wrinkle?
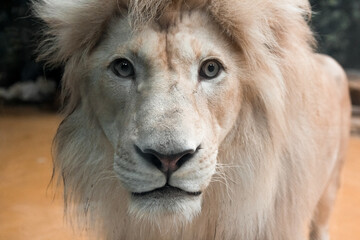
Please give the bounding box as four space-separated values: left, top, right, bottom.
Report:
135 145 199 174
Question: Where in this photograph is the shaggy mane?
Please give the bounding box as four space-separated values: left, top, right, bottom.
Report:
31 1 342 240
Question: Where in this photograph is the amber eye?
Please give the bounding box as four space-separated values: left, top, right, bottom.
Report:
199 60 223 79
110 58 135 78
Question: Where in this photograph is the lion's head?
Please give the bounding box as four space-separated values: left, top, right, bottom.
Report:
34 0 350 239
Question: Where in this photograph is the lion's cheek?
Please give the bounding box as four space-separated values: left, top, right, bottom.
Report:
205 89 241 143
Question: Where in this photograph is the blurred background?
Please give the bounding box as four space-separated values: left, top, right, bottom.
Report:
0 0 359 240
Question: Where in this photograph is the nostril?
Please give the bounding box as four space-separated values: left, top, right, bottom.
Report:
134 145 201 173
176 145 201 168
135 146 162 170
176 151 195 168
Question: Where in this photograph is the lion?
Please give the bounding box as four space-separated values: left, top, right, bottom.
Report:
33 0 350 239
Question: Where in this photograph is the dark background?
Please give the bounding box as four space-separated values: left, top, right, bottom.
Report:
0 0 359 102
310 0 360 69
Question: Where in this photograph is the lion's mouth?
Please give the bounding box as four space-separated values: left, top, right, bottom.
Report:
132 185 202 198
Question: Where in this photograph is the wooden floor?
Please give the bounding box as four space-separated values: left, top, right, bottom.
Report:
0 106 359 240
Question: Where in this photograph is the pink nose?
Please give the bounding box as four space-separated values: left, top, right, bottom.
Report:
135 146 198 174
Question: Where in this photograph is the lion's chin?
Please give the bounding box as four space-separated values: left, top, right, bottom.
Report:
128 186 203 222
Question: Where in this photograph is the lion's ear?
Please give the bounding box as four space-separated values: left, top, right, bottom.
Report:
33 0 119 66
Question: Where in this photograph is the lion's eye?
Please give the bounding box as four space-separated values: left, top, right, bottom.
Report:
110 58 135 78
199 60 222 79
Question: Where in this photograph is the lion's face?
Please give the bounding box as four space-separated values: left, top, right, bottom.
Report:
85 11 242 219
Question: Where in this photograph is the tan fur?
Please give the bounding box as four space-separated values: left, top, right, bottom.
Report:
33 0 350 239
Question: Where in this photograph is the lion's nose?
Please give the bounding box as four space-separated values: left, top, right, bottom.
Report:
135 145 199 174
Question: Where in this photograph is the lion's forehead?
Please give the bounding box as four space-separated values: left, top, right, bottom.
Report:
106 11 223 72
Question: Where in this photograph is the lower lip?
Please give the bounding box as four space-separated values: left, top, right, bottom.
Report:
132 186 202 198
